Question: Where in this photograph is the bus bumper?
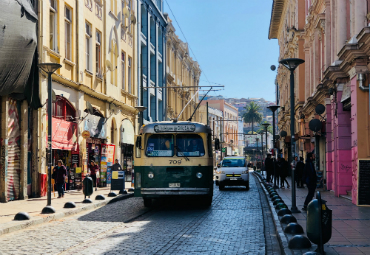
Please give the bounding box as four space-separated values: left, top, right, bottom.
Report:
140 188 210 195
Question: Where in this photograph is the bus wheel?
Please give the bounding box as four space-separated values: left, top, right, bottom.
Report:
204 197 212 207
143 198 152 207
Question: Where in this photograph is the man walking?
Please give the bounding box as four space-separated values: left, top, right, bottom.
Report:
302 153 317 211
296 157 305 188
265 154 273 183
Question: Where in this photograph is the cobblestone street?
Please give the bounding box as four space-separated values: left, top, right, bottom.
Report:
0 175 278 255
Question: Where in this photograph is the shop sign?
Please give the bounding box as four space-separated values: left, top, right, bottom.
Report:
121 119 135 145
81 130 90 139
84 115 107 139
48 118 77 151
100 144 115 184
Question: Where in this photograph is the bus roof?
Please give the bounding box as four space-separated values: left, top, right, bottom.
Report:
141 121 212 134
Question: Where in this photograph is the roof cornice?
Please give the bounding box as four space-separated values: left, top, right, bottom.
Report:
268 0 286 39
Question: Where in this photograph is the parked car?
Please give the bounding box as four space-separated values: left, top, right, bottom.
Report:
218 157 249 190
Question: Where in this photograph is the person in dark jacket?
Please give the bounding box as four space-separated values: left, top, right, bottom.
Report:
89 161 100 188
302 153 317 211
265 154 273 183
112 159 122 172
279 158 290 189
295 157 305 188
52 160 67 198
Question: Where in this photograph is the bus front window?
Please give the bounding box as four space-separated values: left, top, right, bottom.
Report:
146 134 174 157
176 134 205 157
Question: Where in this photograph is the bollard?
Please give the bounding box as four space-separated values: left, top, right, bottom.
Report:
306 191 332 254
278 208 292 216
288 235 311 249
14 212 30 221
64 202 76 208
108 191 117 197
273 199 283 206
280 214 297 224
41 206 56 214
271 194 280 201
95 194 106 200
275 203 288 210
284 223 304 235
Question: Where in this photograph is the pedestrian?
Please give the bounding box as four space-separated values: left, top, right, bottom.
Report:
274 157 281 188
280 158 290 189
89 160 100 189
302 153 317 211
296 157 305 188
112 159 123 171
52 160 67 198
265 154 273 183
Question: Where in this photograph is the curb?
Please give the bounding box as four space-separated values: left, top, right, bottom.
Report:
0 193 134 237
253 172 292 255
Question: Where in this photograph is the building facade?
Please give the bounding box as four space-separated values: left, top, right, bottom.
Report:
166 17 201 122
137 0 167 124
269 0 370 205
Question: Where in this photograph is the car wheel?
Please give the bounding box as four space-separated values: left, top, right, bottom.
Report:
245 181 250 191
219 183 225 190
143 198 152 207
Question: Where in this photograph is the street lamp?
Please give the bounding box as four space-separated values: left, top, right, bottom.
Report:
267 105 280 189
279 57 305 213
38 63 62 214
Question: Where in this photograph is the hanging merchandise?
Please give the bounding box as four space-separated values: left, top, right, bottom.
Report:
101 144 115 186
7 99 21 201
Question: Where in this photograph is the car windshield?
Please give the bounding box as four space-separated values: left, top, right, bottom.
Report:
222 158 245 167
146 134 174 157
176 134 205 157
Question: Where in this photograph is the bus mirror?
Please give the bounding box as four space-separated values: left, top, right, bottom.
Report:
135 136 142 149
215 138 220 150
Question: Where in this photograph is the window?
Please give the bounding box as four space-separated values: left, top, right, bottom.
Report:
65 6 72 60
176 134 205 157
51 96 76 121
121 52 125 89
85 22 92 71
96 31 102 76
49 0 58 51
127 0 132 34
128 57 132 93
146 134 174 157
222 158 246 167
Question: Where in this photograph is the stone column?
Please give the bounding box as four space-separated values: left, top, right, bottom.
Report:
336 0 347 57
19 100 28 199
325 0 331 68
325 98 333 190
333 82 352 196
31 109 39 197
0 96 9 202
354 0 367 35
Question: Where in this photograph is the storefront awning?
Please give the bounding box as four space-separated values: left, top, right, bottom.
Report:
50 118 77 151
121 119 134 145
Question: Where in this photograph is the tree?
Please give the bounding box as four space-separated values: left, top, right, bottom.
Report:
243 102 263 133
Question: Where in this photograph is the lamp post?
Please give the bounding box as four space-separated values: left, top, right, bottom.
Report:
262 123 270 177
267 105 280 189
38 63 62 214
279 58 305 213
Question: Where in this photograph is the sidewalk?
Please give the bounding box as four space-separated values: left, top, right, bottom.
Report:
0 182 134 236
269 174 370 255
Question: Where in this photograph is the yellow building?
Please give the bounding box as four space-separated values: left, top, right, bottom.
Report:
36 0 138 195
165 17 201 122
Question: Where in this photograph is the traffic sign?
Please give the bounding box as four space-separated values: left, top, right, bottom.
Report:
222 148 226 153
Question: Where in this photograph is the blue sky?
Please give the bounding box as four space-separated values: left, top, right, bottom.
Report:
164 0 279 102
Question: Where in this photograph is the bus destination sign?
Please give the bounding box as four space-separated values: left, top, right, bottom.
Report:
154 125 196 132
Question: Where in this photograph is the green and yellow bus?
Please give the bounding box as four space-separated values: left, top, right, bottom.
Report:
134 121 214 207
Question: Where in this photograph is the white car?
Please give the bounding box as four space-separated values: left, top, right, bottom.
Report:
218 156 249 190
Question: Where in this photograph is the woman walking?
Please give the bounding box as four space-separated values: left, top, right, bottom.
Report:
52 160 68 198
89 161 100 190
280 158 290 189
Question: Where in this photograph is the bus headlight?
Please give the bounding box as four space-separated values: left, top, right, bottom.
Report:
196 172 203 179
148 172 154 179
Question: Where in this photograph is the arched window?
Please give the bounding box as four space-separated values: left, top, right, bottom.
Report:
52 96 76 121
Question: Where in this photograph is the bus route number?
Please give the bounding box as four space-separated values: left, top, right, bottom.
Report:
169 160 182 165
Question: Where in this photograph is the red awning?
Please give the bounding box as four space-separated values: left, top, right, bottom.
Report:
47 118 77 151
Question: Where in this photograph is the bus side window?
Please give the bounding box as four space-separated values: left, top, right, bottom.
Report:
207 134 212 157
135 135 141 158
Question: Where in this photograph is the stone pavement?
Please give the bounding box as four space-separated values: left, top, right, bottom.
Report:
270 174 370 255
0 182 133 235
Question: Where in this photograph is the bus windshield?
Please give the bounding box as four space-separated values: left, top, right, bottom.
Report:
176 134 205 157
146 134 174 157
222 158 245 167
